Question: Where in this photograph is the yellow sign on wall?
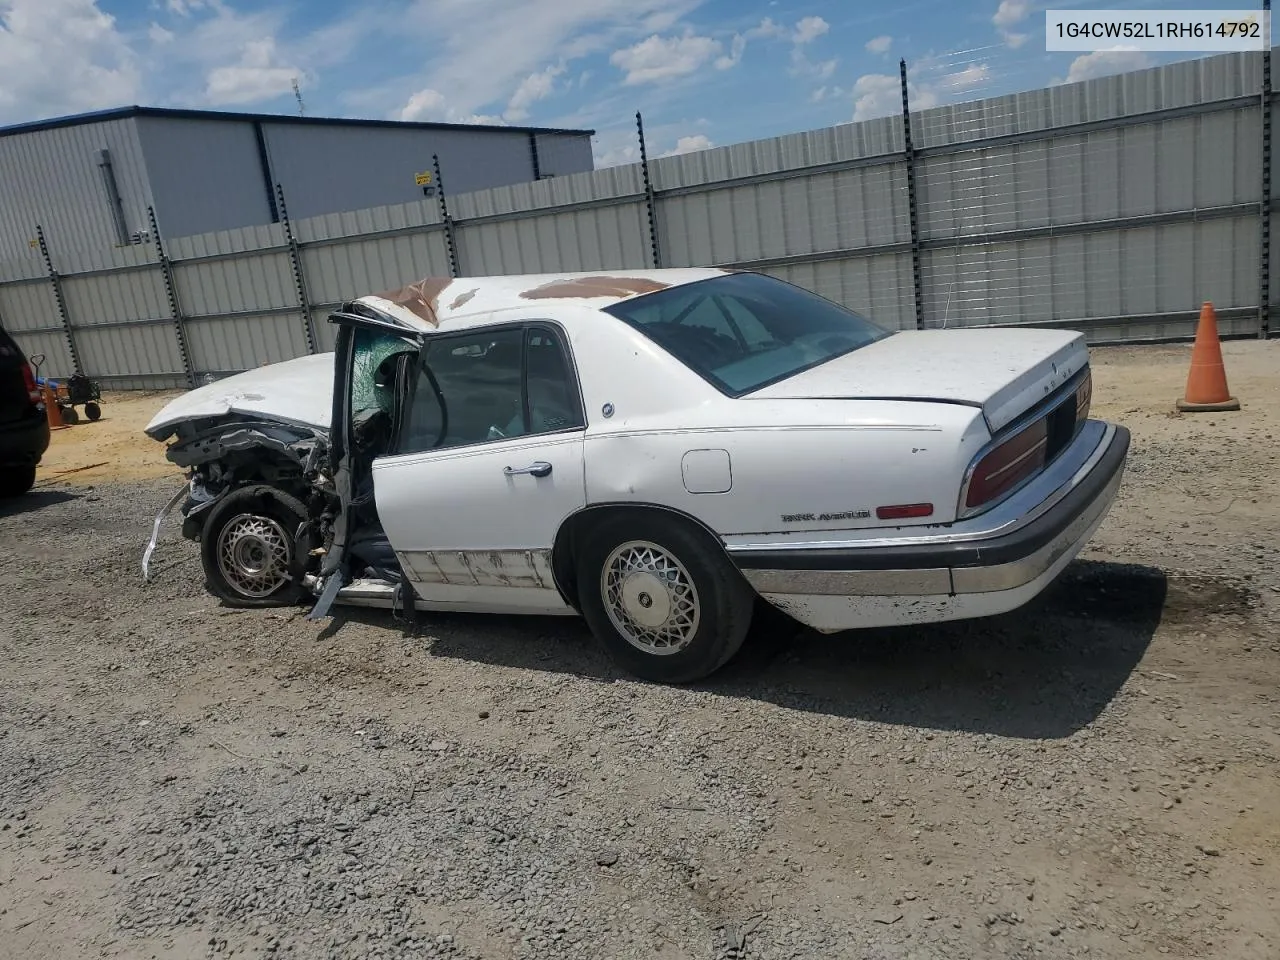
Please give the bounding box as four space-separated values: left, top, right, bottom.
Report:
414 171 432 186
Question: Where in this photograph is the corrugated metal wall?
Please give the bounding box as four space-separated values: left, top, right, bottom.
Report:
1 49 1274 389
260 124 589 220
0 118 154 260
136 116 275 241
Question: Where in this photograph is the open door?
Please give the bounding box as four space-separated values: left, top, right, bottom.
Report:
372 321 588 616
308 308 424 619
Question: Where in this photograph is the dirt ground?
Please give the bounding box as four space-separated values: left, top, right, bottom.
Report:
2 339 1278 960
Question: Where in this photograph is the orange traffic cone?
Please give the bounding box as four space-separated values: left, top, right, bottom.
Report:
1176 302 1240 412
42 382 67 429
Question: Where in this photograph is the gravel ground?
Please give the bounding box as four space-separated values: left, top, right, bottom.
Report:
2 340 1278 960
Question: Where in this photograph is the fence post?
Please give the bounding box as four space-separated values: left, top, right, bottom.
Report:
900 59 926 330
1259 0 1272 339
35 225 83 377
148 206 196 388
432 154 461 278
275 184 317 355
636 111 663 269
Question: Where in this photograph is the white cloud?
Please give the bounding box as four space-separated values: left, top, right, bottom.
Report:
399 88 447 121
715 33 746 70
865 35 892 54
752 17 788 39
458 114 508 126
792 15 829 45
993 0 1033 47
505 63 565 121
992 0 1030 29
204 37 300 105
788 15 835 80
0 0 141 122
592 118 711 166
851 73 903 122
166 0 207 15
945 63 991 91
392 0 706 123
610 31 720 85
149 22 176 44
592 129 639 167
714 16 790 70
661 133 712 156
1057 49 1152 85
850 70 945 122
850 56 997 123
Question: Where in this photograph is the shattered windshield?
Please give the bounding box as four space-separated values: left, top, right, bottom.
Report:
602 271 891 397
351 328 416 417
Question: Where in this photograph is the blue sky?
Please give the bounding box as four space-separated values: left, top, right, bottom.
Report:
0 1 1257 166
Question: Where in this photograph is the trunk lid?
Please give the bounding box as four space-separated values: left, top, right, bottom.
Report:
746 328 1088 432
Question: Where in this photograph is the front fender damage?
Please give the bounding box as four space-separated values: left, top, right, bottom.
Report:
141 415 334 585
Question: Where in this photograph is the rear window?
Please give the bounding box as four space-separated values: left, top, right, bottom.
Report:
602 272 890 397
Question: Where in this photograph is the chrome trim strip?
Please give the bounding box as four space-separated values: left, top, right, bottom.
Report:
742 451 1125 600
741 568 952 597
950 458 1124 593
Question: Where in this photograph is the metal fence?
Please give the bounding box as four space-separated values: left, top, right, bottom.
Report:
1 47 1276 390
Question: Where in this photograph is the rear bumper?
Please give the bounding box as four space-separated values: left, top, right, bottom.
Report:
727 421 1129 631
0 411 51 467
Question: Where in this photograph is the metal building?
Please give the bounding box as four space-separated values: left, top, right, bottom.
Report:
0 106 595 260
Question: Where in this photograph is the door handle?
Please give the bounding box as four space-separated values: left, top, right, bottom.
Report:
504 461 552 478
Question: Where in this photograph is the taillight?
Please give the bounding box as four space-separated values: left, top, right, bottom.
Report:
963 418 1048 511
20 361 41 405
1076 368 1092 425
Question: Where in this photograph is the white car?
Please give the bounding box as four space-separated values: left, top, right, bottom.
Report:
143 268 1129 683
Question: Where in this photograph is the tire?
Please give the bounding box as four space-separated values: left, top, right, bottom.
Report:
576 512 755 684
199 484 310 608
61 405 79 424
0 465 37 498
84 402 102 421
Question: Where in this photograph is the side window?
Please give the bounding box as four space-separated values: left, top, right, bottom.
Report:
525 326 583 433
400 363 445 453
396 325 583 455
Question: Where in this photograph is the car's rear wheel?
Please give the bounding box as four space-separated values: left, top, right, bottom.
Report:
0 465 37 498
199 484 309 607
576 513 754 684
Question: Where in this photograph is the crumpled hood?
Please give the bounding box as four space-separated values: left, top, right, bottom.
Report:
144 352 335 440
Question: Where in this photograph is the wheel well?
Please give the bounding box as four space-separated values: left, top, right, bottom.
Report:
550 502 732 612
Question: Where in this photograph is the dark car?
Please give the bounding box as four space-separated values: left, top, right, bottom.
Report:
0 326 50 497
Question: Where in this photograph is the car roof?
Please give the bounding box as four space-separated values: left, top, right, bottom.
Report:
352 268 734 334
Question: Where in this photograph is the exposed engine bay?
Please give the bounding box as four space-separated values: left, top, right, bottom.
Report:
142 321 424 615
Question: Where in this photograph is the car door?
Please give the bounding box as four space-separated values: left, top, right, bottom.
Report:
371 321 587 615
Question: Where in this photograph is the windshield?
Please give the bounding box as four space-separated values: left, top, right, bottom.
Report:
602 272 891 396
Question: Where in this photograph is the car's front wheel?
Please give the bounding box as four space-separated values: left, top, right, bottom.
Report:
199 484 310 607
576 513 755 684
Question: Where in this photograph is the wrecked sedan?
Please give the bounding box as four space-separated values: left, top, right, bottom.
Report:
143 268 1129 684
